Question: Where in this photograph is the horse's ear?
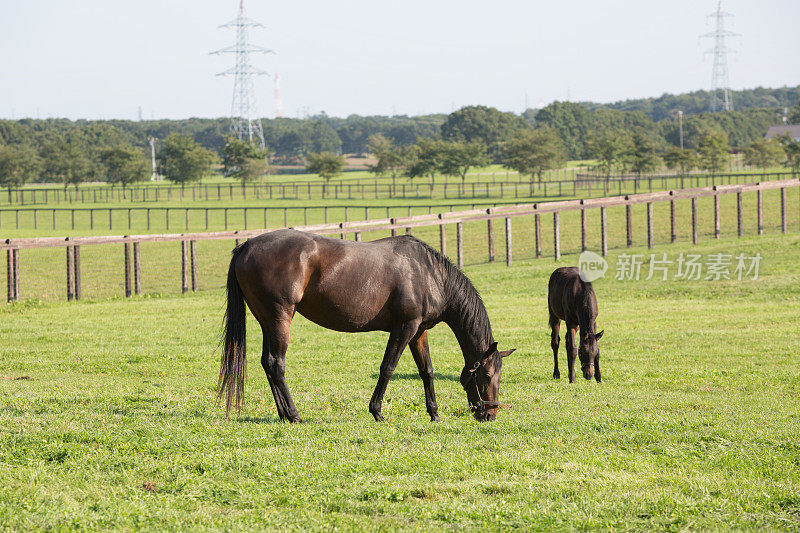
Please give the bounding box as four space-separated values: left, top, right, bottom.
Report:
595 330 604 341
487 342 498 355
499 348 515 358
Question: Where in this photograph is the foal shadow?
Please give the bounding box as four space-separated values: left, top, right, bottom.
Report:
372 372 461 382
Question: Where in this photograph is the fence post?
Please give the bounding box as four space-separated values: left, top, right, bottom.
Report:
581 206 587 251
340 222 346 241
391 218 398 237
108 208 112 230
185 208 190 231
90 208 94 230
127 208 132 230
487 211 495 262
646 203 653 249
72 244 81 300
456 222 464 269
133 242 140 296
670 197 677 243
147 208 151 231
66 244 74 301
625 201 632 248
224 208 228 230
757 188 763 235
780 187 787 233
714 191 720 239
166 208 170 230
534 211 542 258
505 217 512 267
190 240 198 292
737 191 743 237
600 206 608 257
553 212 561 260
124 241 132 298
263 208 268 229
439 215 447 257
691 197 698 244
355 232 361 242
181 240 188 294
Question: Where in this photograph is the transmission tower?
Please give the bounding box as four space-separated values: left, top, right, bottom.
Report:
211 0 274 148
701 1 738 112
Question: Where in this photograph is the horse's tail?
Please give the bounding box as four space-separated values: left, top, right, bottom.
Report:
218 242 248 417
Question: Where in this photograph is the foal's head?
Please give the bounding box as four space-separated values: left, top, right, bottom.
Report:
460 342 515 421
578 330 604 380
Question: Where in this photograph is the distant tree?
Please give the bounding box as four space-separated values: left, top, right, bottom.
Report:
663 147 697 175
306 152 345 186
441 106 529 162
0 145 41 199
435 141 488 182
789 97 800 124
41 133 95 191
778 134 800 176
221 137 270 184
99 145 149 197
503 128 567 181
367 134 405 178
404 138 442 183
744 138 785 169
588 130 633 178
697 131 730 175
629 132 662 176
159 134 219 186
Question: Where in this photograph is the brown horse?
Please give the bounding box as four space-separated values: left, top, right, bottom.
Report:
219 229 514 423
548 267 604 383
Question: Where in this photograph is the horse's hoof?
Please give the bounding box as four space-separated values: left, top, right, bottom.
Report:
430 414 441 422
372 413 385 422
552 372 560 379
289 417 303 423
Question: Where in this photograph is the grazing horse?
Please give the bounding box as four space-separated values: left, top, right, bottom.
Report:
548 267 604 383
219 229 514 423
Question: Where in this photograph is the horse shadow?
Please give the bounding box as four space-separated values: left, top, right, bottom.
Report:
370 371 461 382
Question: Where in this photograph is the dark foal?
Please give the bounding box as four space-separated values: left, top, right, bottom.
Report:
548 267 604 383
219 229 514 423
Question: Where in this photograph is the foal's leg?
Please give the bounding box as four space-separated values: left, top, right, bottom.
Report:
260 305 302 423
549 312 561 379
369 320 420 422
565 325 578 383
409 330 441 422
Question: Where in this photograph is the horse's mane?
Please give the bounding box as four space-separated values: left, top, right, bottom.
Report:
411 237 493 345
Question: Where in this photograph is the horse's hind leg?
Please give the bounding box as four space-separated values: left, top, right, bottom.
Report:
260 306 302 423
409 330 440 422
550 312 561 379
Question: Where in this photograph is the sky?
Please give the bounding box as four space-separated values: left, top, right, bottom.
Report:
1 0 798 121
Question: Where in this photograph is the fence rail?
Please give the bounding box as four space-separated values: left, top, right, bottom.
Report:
3 171 792 206
4 177 799 303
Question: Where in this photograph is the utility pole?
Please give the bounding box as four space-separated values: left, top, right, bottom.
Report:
211 0 274 149
701 1 738 112
149 137 158 181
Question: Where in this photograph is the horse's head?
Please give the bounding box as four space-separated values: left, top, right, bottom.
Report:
578 330 604 380
460 342 515 421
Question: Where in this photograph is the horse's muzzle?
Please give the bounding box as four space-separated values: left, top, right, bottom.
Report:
582 365 594 380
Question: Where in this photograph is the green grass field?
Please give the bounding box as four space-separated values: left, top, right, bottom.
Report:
1 230 799 530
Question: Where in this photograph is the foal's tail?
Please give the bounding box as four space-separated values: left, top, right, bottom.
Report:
218 242 247 417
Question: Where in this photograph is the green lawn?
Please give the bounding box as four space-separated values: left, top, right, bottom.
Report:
1 232 799 530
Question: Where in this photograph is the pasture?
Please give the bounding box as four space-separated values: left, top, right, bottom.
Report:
1 231 799 530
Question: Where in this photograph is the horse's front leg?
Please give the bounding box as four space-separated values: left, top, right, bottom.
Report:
409 330 440 422
595 354 602 383
549 312 561 379
369 321 420 422
565 326 578 383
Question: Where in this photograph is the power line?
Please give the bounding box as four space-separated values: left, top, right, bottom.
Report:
701 1 738 112
211 0 274 148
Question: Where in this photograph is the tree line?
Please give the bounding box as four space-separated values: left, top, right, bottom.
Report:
1 86 798 191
